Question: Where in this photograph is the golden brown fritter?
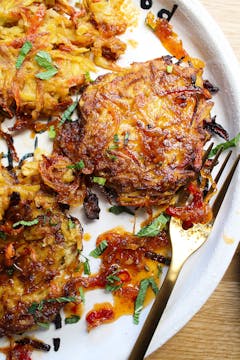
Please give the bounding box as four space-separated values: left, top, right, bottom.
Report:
75 56 213 207
0 0 136 129
0 153 82 336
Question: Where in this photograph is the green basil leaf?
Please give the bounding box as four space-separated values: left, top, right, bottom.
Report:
133 278 150 325
15 41 32 69
0 231 6 240
35 51 52 68
65 315 80 324
67 160 85 170
48 125 56 139
83 258 91 275
68 219 76 230
108 205 135 216
137 214 169 237
79 287 85 304
13 218 39 228
89 240 108 258
37 321 50 329
133 277 159 325
35 67 58 80
59 100 78 126
209 133 240 158
93 176 106 186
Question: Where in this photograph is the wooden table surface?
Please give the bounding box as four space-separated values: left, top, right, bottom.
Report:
147 1 240 359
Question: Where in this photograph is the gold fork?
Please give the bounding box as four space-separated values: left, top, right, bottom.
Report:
128 149 240 360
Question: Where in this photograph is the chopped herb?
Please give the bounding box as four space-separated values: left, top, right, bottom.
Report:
0 231 6 240
113 134 119 143
157 264 163 277
209 133 240 158
28 296 77 315
166 65 173 73
65 315 80 324
89 240 108 258
106 153 117 161
15 41 32 69
133 277 159 325
13 218 39 228
35 51 58 80
68 219 76 230
85 71 93 83
28 302 39 315
79 287 85 304
67 160 85 170
83 257 91 275
93 176 106 186
105 271 122 292
108 205 135 216
137 213 169 237
35 67 58 80
108 144 118 150
37 322 50 329
59 100 78 126
6 267 14 276
48 125 56 139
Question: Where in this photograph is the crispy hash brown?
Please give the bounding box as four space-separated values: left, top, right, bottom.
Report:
0 151 83 336
0 0 136 129
64 56 213 207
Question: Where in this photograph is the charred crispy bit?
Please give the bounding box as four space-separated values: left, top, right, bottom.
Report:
83 191 100 219
203 116 229 140
39 154 86 206
0 154 83 337
203 80 219 94
71 57 213 207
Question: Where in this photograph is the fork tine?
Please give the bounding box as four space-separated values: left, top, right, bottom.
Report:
202 142 214 165
212 154 239 219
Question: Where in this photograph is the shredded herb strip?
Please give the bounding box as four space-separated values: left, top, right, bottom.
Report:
209 132 240 158
83 258 91 275
93 176 106 186
35 51 58 80
37 322 50 329
85 71 93 83
89 240 108 258
133 277 159 325
79 287 85 304
166 65 173 73
13 218 39 228
109 205 135 216
59 100 78 126
0 231 6 240
48 125 56 139
68 219 76 230
65 315 80 325
28 296 77 315
15 41 32 69
137 213 169 237
105 271 122 292
67 160 85 170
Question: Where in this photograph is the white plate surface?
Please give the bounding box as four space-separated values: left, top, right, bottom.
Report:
0 0 239 359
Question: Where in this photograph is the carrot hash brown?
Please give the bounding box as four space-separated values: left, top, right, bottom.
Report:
56 56 213 207
0 0 137 130
0 149 83 336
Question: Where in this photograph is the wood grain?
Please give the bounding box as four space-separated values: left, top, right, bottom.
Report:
147 1 240 359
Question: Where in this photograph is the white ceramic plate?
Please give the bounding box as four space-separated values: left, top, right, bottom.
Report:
0 0 239 359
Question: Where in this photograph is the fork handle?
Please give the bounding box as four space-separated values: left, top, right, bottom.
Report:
128 263 182 360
